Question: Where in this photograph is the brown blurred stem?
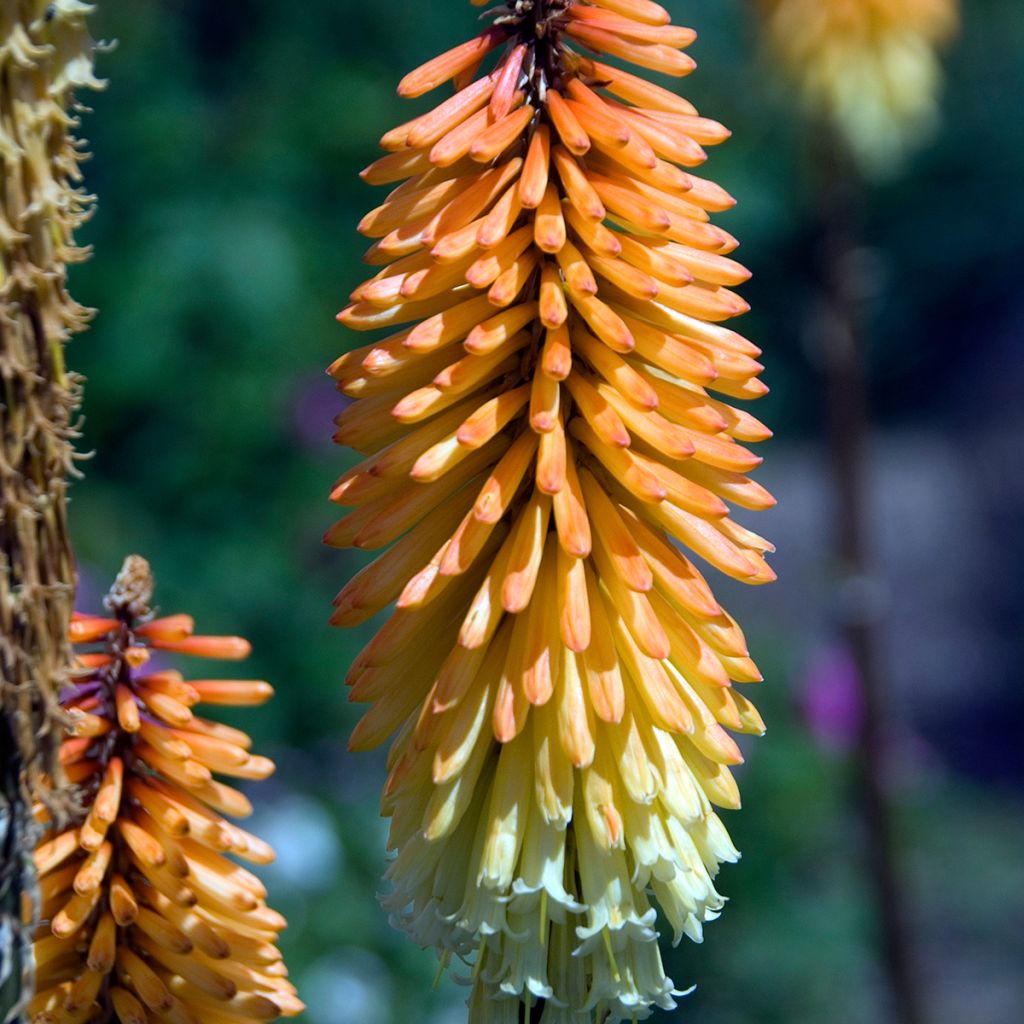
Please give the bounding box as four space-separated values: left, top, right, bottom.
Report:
814 141 926 1024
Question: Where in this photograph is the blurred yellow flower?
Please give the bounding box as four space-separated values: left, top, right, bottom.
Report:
758 0 959 174
329 1 774 1019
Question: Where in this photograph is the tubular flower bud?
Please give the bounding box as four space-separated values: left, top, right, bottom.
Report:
329 2 774 1020
756 0 959 174
29 556 302 1024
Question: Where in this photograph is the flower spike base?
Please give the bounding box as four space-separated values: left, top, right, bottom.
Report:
328 2 775 1020
29 556 302 1023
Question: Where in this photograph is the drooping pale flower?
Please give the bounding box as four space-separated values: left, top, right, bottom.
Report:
327 1 774 1020
756 0 959 174
29 556 303 1024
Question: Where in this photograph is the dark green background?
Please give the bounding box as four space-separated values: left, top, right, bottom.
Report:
68 2 1024 1022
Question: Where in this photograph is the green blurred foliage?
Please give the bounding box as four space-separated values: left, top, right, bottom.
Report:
65 1 1024 1021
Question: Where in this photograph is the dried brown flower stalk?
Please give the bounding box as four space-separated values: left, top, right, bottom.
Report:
0 0 102 812
1 3 102 1017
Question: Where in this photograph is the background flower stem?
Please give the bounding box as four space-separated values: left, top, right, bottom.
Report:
816 139 927 1024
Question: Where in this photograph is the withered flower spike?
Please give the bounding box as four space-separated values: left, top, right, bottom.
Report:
330 2 774 1021
1 0 102 815
29 557 303 1024
2 4 102 1016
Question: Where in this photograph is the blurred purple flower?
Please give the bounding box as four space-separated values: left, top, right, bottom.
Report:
799 642 864 753
291 371 346 451
75 562 106 612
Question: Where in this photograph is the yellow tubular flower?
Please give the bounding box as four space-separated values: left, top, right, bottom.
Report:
328 1 774 1019
29 556 303 1024
757 0 959 174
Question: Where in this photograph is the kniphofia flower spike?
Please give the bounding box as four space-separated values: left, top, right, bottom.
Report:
329 2 775 1020
29 557 302 1024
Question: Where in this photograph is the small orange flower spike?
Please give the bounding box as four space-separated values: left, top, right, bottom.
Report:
29 557 303 1024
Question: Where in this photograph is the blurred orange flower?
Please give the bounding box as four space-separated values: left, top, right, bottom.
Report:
329 1 774 1019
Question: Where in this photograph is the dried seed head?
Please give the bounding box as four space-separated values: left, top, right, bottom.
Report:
105 556 155 619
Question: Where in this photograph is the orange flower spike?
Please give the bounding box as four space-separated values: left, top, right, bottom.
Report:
555 238 599 298
92 757 124 825
330 2 774 1020
541 323 573 380
427 107 495 167
568 4 696 49
465 224 534 287
477 182 523 248
530 366 562 433
563 202 622 256
552 448 593 558
563 85 632 148
583 57 697 114
539 261 569 329
565 374 632 450
488 249 540 306
75 652 112 670
191 679 276 705
30 556 301 1022
564 20 696 76
360 146 436 186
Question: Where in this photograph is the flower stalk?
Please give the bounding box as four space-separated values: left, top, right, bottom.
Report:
753 3 960 1020
811 98 929 1024
329 2 774 1020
